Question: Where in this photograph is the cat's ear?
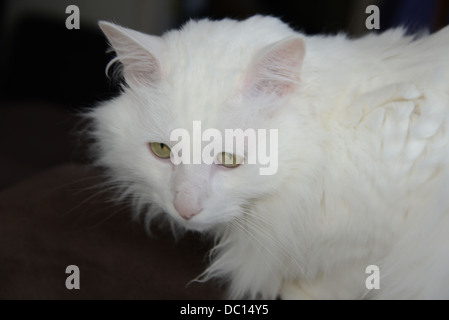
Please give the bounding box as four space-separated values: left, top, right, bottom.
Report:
243 36 305 97
98 21 165 86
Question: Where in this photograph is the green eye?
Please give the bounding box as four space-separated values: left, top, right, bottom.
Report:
217 152 243 168
149 142 171 159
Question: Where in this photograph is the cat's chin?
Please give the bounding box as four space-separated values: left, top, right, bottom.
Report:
168 212 223 232
180 222 213 232
176 219 217 232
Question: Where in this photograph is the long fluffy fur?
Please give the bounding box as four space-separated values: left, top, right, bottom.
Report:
90 16 449 299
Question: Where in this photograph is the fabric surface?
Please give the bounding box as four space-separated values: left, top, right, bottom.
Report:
0 163 223 299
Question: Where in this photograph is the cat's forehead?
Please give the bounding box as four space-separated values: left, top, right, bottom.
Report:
161 16 295 70
163 16 294 47
157 16 296 122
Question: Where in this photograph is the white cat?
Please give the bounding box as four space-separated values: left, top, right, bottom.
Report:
89 15 449 299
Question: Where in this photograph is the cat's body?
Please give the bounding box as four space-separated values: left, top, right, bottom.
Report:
91 16 449 299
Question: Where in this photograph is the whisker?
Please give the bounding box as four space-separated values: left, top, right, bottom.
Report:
86 203 130 228
45 172 107 194
231 218 280 272
237 207 309 283
234 215 292 275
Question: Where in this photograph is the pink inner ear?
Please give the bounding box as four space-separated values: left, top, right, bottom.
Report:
122 48 161 85
99 21 165 86
243 36 306 97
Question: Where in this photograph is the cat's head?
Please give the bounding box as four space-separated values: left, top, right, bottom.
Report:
91 16 306 231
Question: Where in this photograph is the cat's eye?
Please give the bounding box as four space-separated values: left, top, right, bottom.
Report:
216 152 243 168
149 142 171 159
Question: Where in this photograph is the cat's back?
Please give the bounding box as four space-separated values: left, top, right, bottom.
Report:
161 15 297 76
351 27 449 163
311 27 449 299
365 26 449 84
308 26 449 223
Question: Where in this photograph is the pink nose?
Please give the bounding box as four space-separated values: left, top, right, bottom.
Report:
174 192 202 220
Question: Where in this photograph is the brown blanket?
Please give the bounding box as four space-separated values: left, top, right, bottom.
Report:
0 163 223 299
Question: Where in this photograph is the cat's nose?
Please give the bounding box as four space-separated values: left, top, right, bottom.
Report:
174 192 203 220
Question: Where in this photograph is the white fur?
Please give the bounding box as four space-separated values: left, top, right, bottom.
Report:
90 16 449 299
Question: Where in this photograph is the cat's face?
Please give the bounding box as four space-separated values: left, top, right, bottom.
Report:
93 18 305 231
